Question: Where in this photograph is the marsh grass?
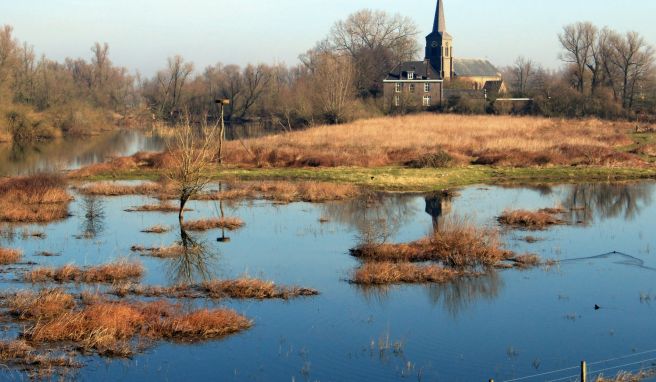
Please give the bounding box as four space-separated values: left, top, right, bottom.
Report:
184 181 361 203
77 181 162 196
140 225 171 234
596 369 656 382
221 114 642 168
182 217 245 232
0 340 80 377
24 260 144 283
111 278 319 300
498 208 567 230
0 248 23 264
125 202 186 213
130 245 189 258
0 174 71 223
352 262 462 285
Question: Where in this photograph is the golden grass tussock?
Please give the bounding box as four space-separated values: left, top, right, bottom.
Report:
351 219 511 268
77 181 162 196
126 202 185 213
498 208 567 230
7 289 76 320
0 174 71 223
130 244 189 258
24 260 144 283
68 151 175 177
140 225 171 234
221 114 642 168
352 262 461 285
111 279 319 300
24 300 251 356
509 254 542 268
182 217 245 232
0 247 23 264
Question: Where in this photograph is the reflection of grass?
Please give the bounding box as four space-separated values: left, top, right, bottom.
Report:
79 165 656 192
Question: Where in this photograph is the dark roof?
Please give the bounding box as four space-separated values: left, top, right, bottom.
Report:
385 61 441 81
453 58 500 77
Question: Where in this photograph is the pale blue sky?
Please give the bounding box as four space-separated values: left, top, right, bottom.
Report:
2 0 655 76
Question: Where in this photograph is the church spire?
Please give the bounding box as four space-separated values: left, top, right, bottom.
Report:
432 0 446 33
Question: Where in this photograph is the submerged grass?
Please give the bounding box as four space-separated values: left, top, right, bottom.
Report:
0 247 23 264
182 217 245 232
24 260 144 283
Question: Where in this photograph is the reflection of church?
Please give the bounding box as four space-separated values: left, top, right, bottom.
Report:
425 192 453 231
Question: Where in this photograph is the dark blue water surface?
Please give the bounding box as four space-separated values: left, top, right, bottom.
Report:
2 182 656 381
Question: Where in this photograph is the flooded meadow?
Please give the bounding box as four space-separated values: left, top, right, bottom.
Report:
1 179 656 381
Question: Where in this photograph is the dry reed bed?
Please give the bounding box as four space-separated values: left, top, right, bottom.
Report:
130 245 190 258
498 208 567 230
77 181 162 196
112 278 319 300
182 217 245 232
2 289 251 358
0 248 23 265
0 340 80 377
221 114 644 167
352 262 462 285
24 260 144 283
0 174 72 223
68 151 175 178
140 225 171 234
596 369 656 381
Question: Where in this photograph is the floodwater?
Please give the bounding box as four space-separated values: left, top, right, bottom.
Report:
2 182 656 381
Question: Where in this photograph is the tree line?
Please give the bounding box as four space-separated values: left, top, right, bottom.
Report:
1 13 656 143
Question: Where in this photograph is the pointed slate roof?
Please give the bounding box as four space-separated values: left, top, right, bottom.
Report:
433 0 446 33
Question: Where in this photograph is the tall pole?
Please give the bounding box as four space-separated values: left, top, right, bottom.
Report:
218 103 225 164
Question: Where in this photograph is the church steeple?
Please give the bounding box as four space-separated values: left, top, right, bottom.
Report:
433 0 446 33
425 0 453 79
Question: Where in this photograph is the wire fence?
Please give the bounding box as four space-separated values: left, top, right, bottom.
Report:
498 347 656 382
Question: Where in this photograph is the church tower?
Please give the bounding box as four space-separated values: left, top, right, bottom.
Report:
425 0 453 79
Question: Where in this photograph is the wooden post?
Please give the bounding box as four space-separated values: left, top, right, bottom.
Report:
215 99 230 164
581 361 587 382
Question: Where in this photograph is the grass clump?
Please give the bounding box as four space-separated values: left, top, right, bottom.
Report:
140 225 171 234
405 150 454 168
130 245 189 258
182 217 245 232
0 340 79 377
7 289 75 320
0 247 23 264
351 219 510 269
77 181 161 196
0 174 71 223
352 262 461 285
125 202 184 213
24 260 144 283
498 208 566 230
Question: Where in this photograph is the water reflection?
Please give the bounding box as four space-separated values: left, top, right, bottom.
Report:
79 196 105 239
561 182 654 222
424 191 454 231
167 227 220 285
0 130 166 176
321 193 417 244
427 272 503 317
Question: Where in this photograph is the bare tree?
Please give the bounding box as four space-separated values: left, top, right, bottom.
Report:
166 119 218 222
512 56 533 97
609 31 655 109
238 64 270 120
312 52 355 124
559 22 597 93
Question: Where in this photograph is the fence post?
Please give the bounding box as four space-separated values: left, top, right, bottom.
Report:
581 361 587 382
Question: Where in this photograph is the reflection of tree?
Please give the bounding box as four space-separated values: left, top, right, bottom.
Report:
320 192 417 244
80 196 105 239
426 272 503 317
167 227 220 285
425 191 453 232
562 183 654 222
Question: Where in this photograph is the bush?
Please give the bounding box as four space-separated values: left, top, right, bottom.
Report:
5 107 59 142
405 150 454 168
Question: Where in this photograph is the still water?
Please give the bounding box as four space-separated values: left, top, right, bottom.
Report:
2 182 656 381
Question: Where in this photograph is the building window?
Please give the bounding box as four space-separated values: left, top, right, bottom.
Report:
424 83 430 93
423 95 431 107
395 83 402 93
407 71 415 80
409 84 415 93
394 95 400 107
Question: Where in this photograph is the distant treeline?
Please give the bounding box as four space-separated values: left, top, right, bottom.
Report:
1 14 655 144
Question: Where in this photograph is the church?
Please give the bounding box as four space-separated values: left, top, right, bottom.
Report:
383 0 504 109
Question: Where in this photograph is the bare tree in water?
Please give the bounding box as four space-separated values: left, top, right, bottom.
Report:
166 118 218 222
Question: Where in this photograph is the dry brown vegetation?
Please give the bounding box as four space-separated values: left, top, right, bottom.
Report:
220 115 643 168
352 262 461 285
130 245 188 258
77 181 162 196
140 225 171 234
187 181 360 203
351 220 511 268
0 340 79 377
68 151 175 178
112 278 319 300
0 174 71 223
596 369 656 382
0 247 22 264
498 208 567 230
126 202 187 213
24 260 144 283
182 217 245 232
